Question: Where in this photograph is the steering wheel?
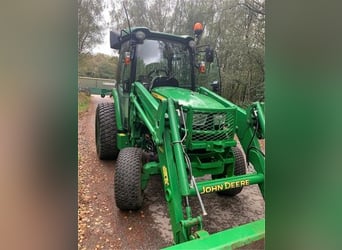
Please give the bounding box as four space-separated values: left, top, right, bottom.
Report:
147 69 168 80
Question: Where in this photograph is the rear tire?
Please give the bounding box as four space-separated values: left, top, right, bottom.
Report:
213 147 246 196
95 103 119 160
115 147 144 210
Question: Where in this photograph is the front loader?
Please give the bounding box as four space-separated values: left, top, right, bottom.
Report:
95 23 265 249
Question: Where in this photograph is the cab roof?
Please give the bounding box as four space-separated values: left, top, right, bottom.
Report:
110 27 194 49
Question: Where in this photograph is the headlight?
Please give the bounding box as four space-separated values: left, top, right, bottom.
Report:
135 31 146 41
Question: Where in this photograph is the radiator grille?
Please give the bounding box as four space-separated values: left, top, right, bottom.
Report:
191 111 235 141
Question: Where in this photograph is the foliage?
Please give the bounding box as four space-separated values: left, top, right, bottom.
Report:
78 53 118 79
109 0 265 105
78 0 105 54
78 92 90 114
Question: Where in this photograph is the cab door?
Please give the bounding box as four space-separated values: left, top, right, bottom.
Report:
116 41 132 130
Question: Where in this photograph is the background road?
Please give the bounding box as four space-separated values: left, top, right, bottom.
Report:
78 95 265 249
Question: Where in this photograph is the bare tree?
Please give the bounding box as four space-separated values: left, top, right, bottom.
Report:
109 0 265 104
78 0 105 54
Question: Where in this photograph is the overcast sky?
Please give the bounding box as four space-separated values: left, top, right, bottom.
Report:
92 28 113 55
92 1 115 56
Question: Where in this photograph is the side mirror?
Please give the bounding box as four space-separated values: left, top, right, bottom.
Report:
110 31 121 49
205 47 214 62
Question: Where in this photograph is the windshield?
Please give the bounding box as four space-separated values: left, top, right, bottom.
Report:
135 39 192 89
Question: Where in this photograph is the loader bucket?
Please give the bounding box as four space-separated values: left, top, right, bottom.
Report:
162 219 265 250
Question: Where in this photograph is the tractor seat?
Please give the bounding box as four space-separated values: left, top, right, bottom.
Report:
151 76 179 89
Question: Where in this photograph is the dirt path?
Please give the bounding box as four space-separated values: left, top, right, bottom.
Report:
78 95 265 250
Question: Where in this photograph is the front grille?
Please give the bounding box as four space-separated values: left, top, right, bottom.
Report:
191 111 235 141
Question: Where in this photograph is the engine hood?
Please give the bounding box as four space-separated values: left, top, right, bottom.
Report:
151 87 225 110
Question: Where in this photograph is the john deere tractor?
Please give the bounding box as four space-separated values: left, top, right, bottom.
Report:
95 23 265 249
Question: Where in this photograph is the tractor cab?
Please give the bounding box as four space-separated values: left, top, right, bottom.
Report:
111 27 220 130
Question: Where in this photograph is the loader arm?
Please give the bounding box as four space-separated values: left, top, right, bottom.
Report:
129 83 265 247
198 87 265 196
131 83 194 242
162 95 266 248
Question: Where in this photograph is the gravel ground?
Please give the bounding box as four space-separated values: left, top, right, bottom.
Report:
78 95 265 250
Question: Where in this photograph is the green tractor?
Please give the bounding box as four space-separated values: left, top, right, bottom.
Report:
95 23 265 249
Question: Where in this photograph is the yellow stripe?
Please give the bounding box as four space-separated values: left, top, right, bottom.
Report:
152 92 166 101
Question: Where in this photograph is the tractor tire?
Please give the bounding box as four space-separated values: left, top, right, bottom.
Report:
95 103 119 160
213 147 247 196
115 147 144 210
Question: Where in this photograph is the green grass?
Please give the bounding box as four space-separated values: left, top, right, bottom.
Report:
78 92 90 114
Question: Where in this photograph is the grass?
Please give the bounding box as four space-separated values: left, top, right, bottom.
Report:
78 92 90 114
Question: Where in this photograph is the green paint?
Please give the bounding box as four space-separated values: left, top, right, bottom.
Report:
116 133 129 150
162 219 265 250
112 89 123 131
152 87 226 110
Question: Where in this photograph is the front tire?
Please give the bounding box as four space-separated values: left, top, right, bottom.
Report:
95 103 119 160
115 147 144 210
213 147 247 196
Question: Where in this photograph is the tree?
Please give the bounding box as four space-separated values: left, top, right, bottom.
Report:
109 0 265 104
78 0 105 54
78 53 118 79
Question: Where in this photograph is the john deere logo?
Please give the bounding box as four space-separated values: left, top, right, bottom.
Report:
200 180 250 194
